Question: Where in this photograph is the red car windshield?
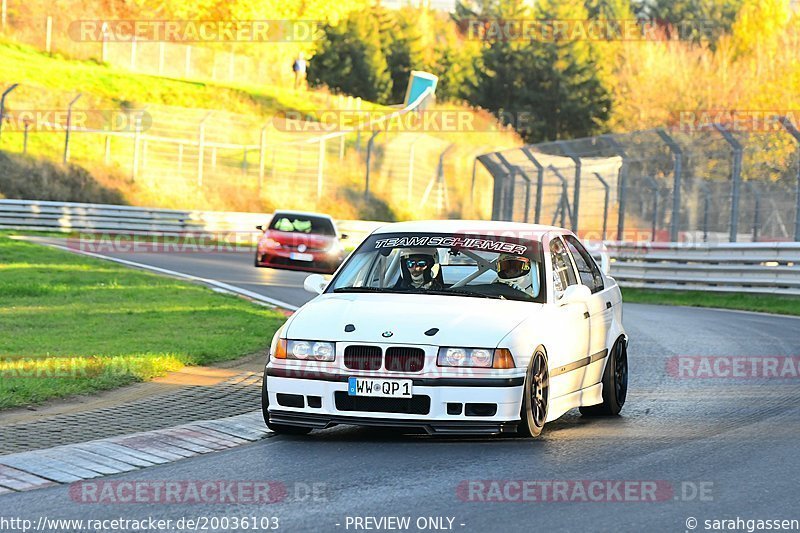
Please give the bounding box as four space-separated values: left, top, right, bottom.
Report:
269 214 335 236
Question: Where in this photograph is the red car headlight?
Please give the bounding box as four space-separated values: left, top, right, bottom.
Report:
261 238 281 249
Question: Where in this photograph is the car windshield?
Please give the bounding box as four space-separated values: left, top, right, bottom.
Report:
269 214 335 236
327 232 545 303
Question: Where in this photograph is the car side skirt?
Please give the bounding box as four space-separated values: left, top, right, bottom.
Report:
547 383 603 422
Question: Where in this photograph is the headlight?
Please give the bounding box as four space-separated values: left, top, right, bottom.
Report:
437 347 515 369
261 238 281 249
283 340 335 361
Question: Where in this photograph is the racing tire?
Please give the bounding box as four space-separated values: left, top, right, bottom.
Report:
518 349 549 438
254 252 262 267
261 368 312 435
579 337 628 417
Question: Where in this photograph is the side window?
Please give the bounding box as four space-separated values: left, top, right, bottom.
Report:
564 235 604 293
549 237 578 296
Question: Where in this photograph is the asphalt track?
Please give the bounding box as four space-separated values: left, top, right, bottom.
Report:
4 244 800 532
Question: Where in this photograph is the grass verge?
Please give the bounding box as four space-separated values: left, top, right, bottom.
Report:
622 288 800 317
0 235 286 409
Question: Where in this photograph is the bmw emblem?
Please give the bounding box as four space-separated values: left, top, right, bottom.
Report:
298 244 307 252
382 331 393 338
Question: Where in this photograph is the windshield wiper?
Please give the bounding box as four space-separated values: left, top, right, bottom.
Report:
333 286 400 293
424 288 501 300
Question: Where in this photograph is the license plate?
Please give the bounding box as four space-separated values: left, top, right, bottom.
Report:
348 377 413 398
290 252 314 262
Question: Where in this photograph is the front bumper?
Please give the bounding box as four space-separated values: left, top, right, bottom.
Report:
265 368 525 435
256 250 342 273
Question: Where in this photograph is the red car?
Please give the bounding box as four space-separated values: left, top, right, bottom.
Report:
255 211 347 274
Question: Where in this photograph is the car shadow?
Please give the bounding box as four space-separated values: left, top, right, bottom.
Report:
274 409 627 444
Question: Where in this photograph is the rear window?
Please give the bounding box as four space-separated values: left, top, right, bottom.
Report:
269 214 335 236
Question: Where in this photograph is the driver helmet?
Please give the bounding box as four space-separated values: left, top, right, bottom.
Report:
496 253 533 294
400 248 439 288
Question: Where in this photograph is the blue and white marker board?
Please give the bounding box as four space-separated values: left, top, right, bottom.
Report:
403 71 438 107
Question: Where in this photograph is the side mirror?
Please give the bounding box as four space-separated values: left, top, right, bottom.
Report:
303 273 328 295
256 225 264 231
599 251 610 275
559 284 591 306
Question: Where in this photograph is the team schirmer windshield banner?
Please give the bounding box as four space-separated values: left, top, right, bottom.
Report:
373 235 528 255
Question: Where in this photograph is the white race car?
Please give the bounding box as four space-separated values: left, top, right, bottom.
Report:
262 220 628 437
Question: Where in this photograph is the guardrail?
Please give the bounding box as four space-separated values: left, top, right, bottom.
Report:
0 199 384 244
2 199 797 295
600 241 800 296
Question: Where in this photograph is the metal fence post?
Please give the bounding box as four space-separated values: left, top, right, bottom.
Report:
470 156 478 207
592 172 610 240
197 112 211 188
714 124 743 242
657 129 683 242
607 137 629 241
558 142 582 232
515 166 532 224
103 135 111 165
364 129 380 198
0 83 19 143
495 153 520 221
258 126 267 194
697 181 711 243
496 152 519 221
22 119 30 153
45 16 52 54
779 117 800 241
521 147 544 224
644 175 661 240
435 144 455 214
317 138 326 201
549 166 573 228
131 114 142 180
744 181 761 242
63 93 82 164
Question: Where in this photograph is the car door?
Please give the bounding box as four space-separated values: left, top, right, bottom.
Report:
547 235 591 397
563 235 613 386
